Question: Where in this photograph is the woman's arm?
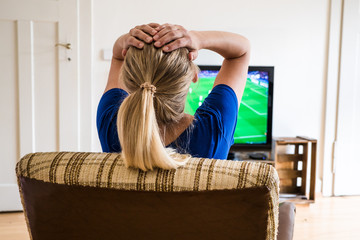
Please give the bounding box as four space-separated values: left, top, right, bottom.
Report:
104 23 160 93
153 26 250 106
192 31 250 105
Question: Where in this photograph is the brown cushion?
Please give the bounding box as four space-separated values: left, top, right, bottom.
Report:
20 176 271 240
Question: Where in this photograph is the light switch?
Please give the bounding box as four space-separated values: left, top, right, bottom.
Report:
102 49 112 60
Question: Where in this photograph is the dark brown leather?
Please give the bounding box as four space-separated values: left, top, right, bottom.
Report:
20 176 271 240
277 202 296 240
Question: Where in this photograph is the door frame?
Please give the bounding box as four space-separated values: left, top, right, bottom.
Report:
58 0 93 152
322 0 343 197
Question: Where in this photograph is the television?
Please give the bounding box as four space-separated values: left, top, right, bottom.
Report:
185 65 274 150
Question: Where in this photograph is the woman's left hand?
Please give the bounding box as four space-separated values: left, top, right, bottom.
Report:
113 23 160 60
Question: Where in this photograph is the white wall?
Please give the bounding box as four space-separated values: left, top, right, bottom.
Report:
92 0 329 183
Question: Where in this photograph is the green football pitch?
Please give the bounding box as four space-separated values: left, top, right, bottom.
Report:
185 77 268 144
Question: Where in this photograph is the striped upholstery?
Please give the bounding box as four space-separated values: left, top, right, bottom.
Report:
16 152 280 240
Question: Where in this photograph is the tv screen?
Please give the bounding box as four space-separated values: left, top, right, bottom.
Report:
185 65 274 149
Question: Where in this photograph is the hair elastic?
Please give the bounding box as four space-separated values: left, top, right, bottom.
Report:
140 82 157 94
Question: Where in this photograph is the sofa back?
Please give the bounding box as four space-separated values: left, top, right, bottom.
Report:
16 152 280 240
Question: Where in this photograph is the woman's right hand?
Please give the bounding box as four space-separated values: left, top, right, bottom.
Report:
153 24 200 61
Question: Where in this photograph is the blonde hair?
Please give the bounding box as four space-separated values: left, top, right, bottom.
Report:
117 43 198 171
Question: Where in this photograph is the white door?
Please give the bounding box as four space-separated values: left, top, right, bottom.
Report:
334 0 360 195
0 0 91 211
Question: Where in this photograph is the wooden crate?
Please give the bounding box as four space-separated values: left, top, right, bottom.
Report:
273 136 317 203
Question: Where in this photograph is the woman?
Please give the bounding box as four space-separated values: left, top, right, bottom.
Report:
97 23 250 171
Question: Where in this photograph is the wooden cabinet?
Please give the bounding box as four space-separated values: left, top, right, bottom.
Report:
230 136 317 203
273 136 317 203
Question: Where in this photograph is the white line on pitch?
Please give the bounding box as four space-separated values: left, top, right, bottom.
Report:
250 88 267 98
241 102 267 116
234 135 265 139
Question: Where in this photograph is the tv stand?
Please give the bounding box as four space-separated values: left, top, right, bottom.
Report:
227 149 274 164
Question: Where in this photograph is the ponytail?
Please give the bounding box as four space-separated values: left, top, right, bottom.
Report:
117 84 189 171
117 44 197 171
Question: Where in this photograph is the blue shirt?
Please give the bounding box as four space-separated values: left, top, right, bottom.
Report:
97 84 238 160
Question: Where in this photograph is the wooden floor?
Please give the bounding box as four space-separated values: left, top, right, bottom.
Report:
0 210 29 240
293 195 360 240
0 195 360 240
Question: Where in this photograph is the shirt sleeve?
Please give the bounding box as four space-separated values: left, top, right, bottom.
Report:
194 84 239 151
96 88 128 152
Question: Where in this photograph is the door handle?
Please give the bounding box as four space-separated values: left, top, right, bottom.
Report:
55 43 71 49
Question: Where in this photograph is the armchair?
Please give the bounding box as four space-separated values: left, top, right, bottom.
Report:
16 152 294 240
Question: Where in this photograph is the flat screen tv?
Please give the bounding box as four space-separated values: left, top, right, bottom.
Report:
185 65 274 150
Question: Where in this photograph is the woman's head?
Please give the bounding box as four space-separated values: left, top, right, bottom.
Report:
117 43 198 171
122 43 197 124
